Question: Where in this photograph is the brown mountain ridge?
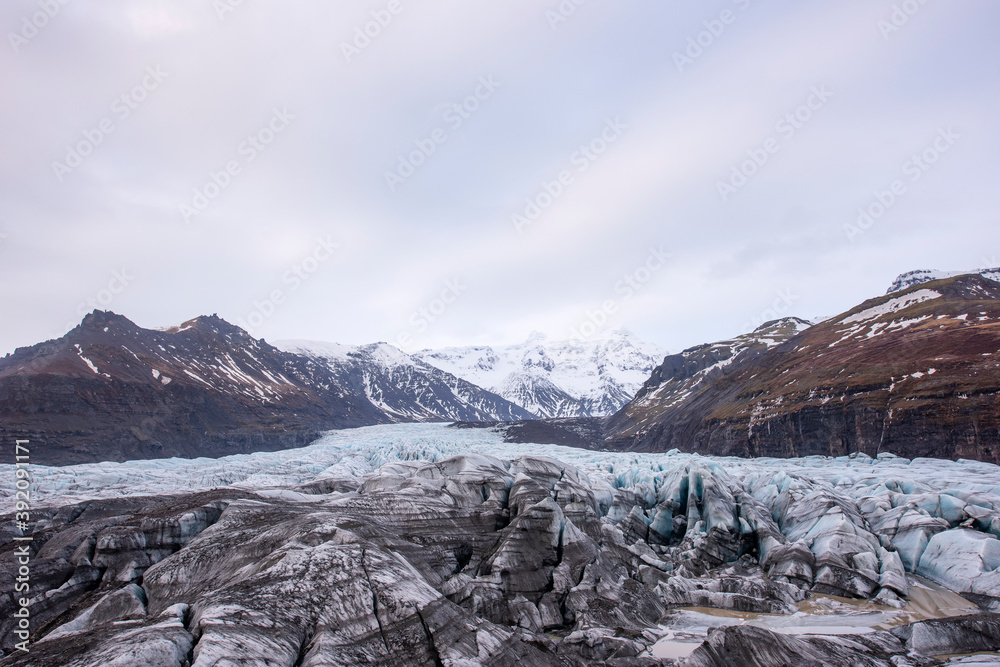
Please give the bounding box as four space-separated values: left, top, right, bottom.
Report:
605 273 1000 464
0 311 391 465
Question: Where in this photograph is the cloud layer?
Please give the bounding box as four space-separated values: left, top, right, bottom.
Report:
1 0 997 354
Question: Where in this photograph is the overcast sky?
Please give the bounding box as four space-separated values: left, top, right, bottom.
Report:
1 0 997 356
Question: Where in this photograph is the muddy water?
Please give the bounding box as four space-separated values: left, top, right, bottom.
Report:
649 577 981 660
883 578 981 627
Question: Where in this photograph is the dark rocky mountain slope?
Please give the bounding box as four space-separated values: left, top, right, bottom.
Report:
0 311 391 465
606 274 1000 465
276 340 535 422
0 313 537 466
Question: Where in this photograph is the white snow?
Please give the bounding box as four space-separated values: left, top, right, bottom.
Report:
279 333 668 419
275 339 526 420
887 268 1000 294
181 369 213 387
276 340 422 374
413 330 667 418
275 340 356 362
74 344 101 375
789 319 813 334
841 290 942 325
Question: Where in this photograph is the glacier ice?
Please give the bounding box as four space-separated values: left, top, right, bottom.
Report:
2 423 1000 664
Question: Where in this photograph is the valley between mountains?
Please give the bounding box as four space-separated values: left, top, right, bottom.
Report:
2 268 1000 665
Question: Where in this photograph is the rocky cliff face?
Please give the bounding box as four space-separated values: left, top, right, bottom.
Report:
0 311 391 465
607 275 1000 465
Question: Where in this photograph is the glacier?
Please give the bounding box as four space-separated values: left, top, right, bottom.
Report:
2 422 1000 665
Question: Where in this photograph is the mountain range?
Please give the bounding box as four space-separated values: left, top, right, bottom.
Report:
274 339 534 422
3 267 1000 662
0 315 661 465
605 272 1000 465
0 312 390 465
3 268 999 466
414 330 666 418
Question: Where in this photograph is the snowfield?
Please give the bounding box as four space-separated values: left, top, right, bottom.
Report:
841 289 942 325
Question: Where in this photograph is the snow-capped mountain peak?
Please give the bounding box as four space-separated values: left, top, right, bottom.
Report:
275 339 533 422
887 267 1000 294
414 331 667 418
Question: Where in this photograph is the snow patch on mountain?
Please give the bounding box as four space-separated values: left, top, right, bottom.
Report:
74 344 101 375
842 289 942 324
276 339 534 422
414 329 667 418
633 318 811 412
887 268 1000 294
